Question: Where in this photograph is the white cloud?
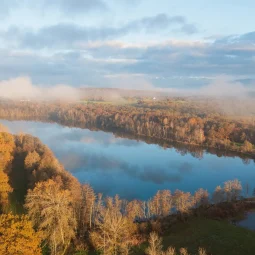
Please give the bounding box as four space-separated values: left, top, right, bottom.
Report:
0 76 81 101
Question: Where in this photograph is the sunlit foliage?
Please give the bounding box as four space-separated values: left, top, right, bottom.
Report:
25 179 76 255
90 196 136 255
0 213 42 255
0 100 254 157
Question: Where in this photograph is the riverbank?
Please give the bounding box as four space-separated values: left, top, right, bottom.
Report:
132 200 255 255
1 101 255 158
2 117 255 161
1 123 255 255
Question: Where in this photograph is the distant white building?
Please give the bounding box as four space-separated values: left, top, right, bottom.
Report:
153 97 156 100
20 99 31 102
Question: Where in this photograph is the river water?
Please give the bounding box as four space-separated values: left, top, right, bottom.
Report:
237 211 255 231
1 119 255 200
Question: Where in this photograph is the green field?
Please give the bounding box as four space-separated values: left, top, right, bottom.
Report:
132 218 255 255
79 99 138 106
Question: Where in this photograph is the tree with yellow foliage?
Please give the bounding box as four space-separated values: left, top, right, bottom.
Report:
0 170 13 212
24 150 41 170
0 129 14 212
0 132 15 172
0 213 42 255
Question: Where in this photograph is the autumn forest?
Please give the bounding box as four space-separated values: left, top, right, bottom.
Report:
1 96 255 255
0 98 255 157
2 0 255 253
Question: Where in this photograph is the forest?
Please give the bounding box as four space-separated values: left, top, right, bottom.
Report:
2 0 255 254
0 98 255 158
1 122 255 255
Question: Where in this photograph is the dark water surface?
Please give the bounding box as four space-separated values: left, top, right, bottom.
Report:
237 211 255 231
2 119 255 200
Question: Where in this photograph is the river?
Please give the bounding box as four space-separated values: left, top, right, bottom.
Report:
1 119 255 200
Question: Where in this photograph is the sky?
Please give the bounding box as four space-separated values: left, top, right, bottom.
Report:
1 0 255 91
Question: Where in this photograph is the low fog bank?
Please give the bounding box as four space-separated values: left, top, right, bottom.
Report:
80 87 167 101
189 77 255 116
0 76 255 117
0 77 81 101
82 76 255 99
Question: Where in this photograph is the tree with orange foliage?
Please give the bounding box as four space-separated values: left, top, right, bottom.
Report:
0 213 42 255
24 150 41 170
0 132 15 172
0 170 13 212
0 128 14 212
242 140 253 153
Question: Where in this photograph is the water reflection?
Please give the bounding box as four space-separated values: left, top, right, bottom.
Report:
1 119 255 200
54 128 142 148
61 151 183 184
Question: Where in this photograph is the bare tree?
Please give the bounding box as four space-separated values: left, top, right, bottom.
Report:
180 248 189 255
148 192 161 217
80 184 96 231
163 247 176 255
194 189 209 208
198 247 207 255
146 232 163 255
160 190 173 217
146 232 207 255
212 186 225 204
25 179 76 255
174 190 194 215
148 190 173 218
90 196 135 255
125 199 144 220
224 179 242 201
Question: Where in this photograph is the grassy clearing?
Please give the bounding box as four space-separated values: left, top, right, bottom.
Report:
134 218 255 255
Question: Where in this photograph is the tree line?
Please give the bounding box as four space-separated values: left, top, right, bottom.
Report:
0 101 254 157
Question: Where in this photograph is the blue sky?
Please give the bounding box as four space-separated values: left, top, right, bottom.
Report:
0 0 255 91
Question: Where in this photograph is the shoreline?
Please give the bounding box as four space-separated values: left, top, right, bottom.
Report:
1 116 255 160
